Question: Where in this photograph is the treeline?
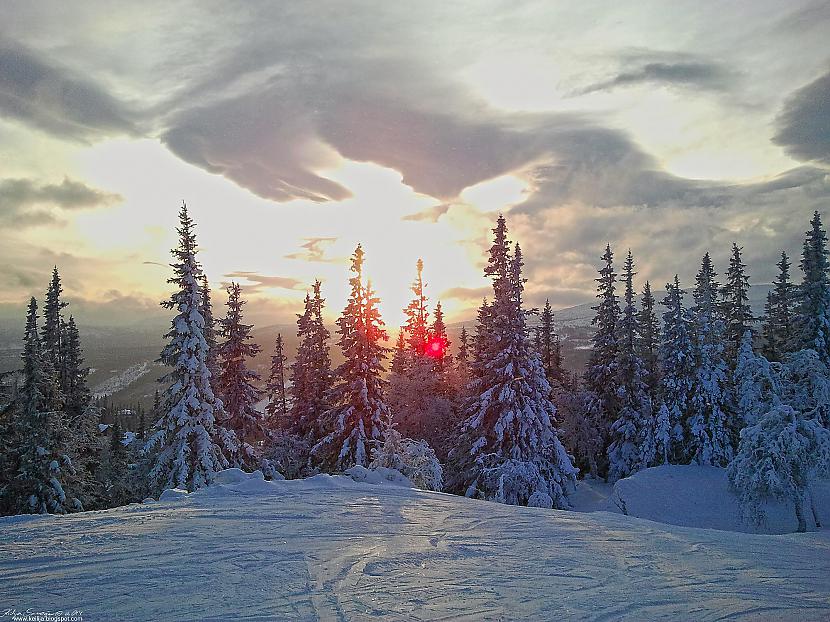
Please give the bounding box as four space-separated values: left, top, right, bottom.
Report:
1 205 828 530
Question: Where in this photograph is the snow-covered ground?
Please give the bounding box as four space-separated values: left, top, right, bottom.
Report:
2 468 829 621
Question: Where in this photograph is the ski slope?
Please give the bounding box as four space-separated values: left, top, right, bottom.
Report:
1 470 829 621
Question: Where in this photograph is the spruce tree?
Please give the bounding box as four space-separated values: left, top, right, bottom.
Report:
4 298 78 514
607 251 653 480
470 299 492 382
688 253 733 466
722 243 753 367
313 245 390 470
733 331 781 429
538 300 564 387
404 258 429 356
390 330 408 376
59 316 89 418
452 215 576 508
289 280 332 443
216 282 263 455
584 244 620 476
796 211 830 364
762 251 798 361
429 300 452 378
147 203 238 494
265 334 288 429
41 266 66 371
200 275 220 391
637 281 660 398
659 276 693 463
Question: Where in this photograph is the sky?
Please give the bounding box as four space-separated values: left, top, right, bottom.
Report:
1 1 829 330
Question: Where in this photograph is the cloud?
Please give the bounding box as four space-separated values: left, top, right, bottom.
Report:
402 204 452 223
0 37 137 141
222 271 304 294
574 51 738 95
285 237 339 262
0 176 122 227
439 286 491 302
773 69 830 164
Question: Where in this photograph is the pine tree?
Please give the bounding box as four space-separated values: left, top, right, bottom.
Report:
146 203 238 494
216 282 263 455
538 300 564 387
4 298 78 514
452 215 576 508
404 259 429 356
429 300 452 378
470 299 492 382
607 251 653 481
796 212 830 365
637 281 660 398
41 266 66 371
728 404 830 532
288 280 332 443
688 253 733 466
722 243 753 367
390 329 408 376
59 316 89 418
584 244 620 476
762 251 798 361
313 245 390 470
102 419 132 507
200 275 219 391
733 331 781 429
265 334 288 429
659 276 693 463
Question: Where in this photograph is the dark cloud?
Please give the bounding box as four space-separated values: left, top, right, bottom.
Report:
773 70 830 164
285 237 339 262
0 177 122 227
0 38 137 141
574 53 738 95
222 271 304 294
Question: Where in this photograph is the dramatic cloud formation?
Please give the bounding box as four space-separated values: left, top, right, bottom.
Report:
774 69 830 164
0 1 828 328
0 38 137 141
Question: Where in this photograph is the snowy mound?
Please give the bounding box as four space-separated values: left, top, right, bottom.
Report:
611 464 830 534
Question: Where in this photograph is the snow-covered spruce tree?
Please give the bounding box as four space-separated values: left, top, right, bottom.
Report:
264 333 288 430
470 298 492 382
200 275 220 393
721 243 753 368
658 276 694 463
455 325 471 391
780 349 830 428
313 245 390 471
371 410 444 491
146 203 238 494
796 211 830 365
451 215 576 508
216 282 263 460
728 404 830 532
556 388 604 478
733 331 781 429
607 251 654 481
688 253 734 466
101 419 133 507
388 260 451 454
60 316 106 510
637 281 661 409
584 244 620 477
3 298 79 514
288 280 332 444
762 252 798 361
390 329 408 376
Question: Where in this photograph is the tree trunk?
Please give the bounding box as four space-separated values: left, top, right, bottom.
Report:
809 486 821 528
794 491 806 533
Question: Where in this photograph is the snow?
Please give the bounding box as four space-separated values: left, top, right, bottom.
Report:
91 361 153 398
2 468 829 621
607 464 830 534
